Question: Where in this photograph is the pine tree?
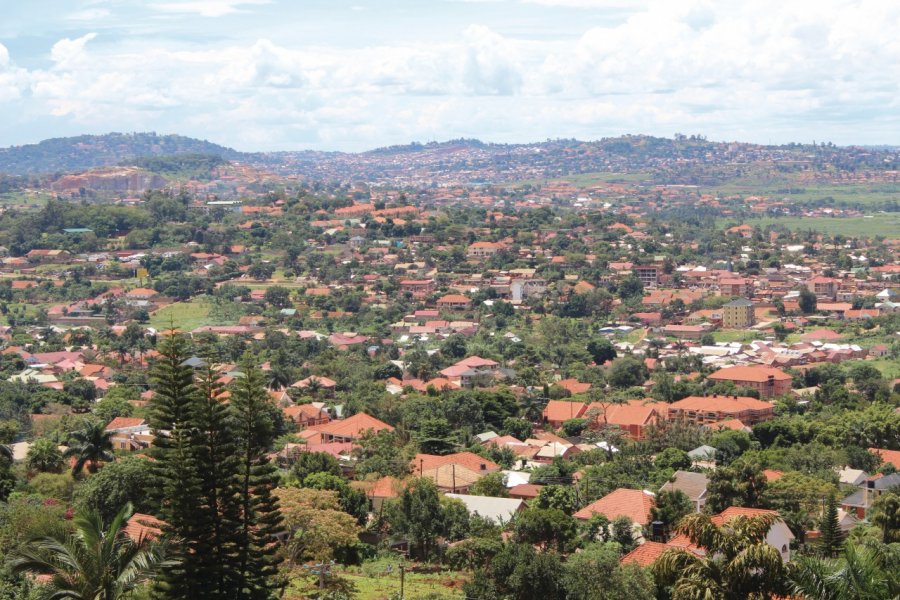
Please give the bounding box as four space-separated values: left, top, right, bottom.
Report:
191 363 243 599
231 358 284 599
148 332 205 598
818 493 844 557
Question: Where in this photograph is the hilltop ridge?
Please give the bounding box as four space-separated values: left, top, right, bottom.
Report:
0 132 240 175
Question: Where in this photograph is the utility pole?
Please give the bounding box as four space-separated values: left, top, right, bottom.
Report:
399 560 406 600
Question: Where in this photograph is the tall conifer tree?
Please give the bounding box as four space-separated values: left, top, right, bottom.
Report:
148 333 205 598
231 358 284 599
818 493 845 557
191 363 243 598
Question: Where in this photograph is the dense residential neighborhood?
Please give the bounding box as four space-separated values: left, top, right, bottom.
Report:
0 132 896 600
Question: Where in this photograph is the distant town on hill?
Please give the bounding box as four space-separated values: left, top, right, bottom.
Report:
2 132 900 188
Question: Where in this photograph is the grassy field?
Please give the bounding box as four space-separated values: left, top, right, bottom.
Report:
0 302 53 326
706 172 900 208
843 358 900 381
516 170 653 188
712 330 761 343
148 299 217 331
0 191 55 206
283 564 466 600
340 572 464 599
741 214 900 237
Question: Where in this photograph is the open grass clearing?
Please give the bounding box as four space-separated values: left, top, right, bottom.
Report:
148 298 218 331
742 214 900 237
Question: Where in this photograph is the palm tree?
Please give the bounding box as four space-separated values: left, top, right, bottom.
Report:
64 420 115 475
789 541 900 600
870 491 900 544
266 366 291 391
519 392 547 423
654 512 789 600
7 502 170 600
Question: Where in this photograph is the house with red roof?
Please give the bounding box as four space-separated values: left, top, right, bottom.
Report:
304 412 393 444
585 400 663 440
667 395 775 426
574 489 656 542
436 294 472 311
542 400 588 429
707 365 792 398
282 404 331 429
466 241 505 259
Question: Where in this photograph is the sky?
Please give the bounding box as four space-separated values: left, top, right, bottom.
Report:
1 0 899 152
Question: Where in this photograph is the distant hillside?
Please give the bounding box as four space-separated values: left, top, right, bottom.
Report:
123 153 228 181
0 132 240 175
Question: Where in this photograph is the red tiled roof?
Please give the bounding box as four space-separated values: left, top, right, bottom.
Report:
413 452 500 474
669 395 774 412
708 365 791 383
573 488 655 524
543 400 588 422
308 412 393 439
620 541 671 567
124 513 164 542
870 448 900 470
105 417 146 432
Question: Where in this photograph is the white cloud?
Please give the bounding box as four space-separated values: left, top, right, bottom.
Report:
2 0 900 150
150 0 271 17
50 33 98 69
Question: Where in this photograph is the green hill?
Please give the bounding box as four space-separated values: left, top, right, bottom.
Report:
0 132 240 175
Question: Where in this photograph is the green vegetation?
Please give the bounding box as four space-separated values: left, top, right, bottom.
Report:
124 153 227 180
744 214 900 237
148 299 217 331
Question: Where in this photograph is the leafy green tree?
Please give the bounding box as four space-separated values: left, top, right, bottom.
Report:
386 478 444 560
653 447 691 471
291 451 342 483
63 419 114 475
29 472 75 502
705 461 767 513
445 537 504 571
654 512 789 600
75 456 156 522
301 472 368 525
848 363 888 402
502 417 532 440
651 490 694 533
611 516 637 553
710 429 753 465
263 286 291 308
606 357 649 388
587 337 617 365
7 502 170 600
799 286 817 314
464 543 566 600
92 395 135 424
563 542 654 600
534 485 578 515
513 508 577 553
24 438 63 474
352 430 411 478
469 472 508 498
